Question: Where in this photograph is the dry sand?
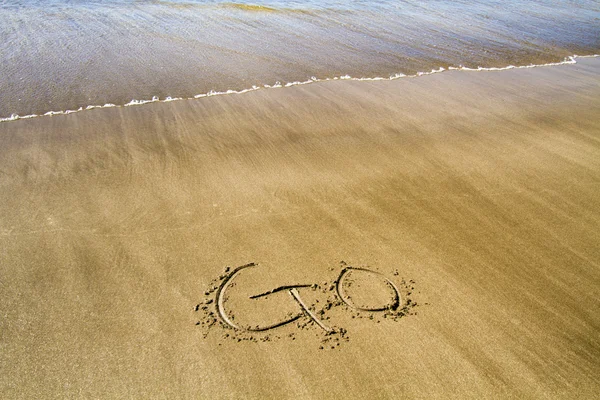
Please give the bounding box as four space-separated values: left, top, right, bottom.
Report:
1 58 599 399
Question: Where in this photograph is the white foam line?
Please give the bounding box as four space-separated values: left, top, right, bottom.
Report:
447 55 578 71
1 54 597 124
125 96 160 106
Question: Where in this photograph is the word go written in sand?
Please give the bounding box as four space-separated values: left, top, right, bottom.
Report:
194 262 424 349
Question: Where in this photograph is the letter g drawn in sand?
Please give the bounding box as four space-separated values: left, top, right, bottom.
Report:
216 263 333 332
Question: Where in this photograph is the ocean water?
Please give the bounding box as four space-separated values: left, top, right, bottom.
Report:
0 0 598 119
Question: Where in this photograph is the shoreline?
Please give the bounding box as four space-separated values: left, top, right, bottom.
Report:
1 53 598 124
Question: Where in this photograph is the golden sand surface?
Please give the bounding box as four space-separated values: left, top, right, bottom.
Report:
1 58 599 399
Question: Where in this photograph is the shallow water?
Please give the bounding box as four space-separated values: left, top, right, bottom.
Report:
1 0 598 117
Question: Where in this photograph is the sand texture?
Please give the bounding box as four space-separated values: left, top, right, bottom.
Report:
1 58 600 399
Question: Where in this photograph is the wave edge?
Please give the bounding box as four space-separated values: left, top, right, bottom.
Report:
1 55 597 124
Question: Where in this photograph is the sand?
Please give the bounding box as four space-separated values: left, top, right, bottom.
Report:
1 58 599 399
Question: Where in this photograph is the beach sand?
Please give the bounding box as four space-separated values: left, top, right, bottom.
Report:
1 58 599 398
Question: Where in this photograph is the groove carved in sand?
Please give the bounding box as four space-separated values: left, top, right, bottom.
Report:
336 266 401 312
216 263 322 332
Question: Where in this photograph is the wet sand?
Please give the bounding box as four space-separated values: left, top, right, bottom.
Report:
1 58 599 398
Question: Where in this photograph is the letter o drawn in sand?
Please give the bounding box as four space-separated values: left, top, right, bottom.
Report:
336 267 401 312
